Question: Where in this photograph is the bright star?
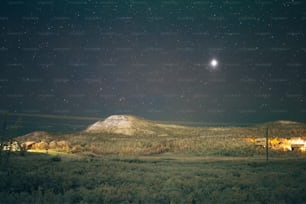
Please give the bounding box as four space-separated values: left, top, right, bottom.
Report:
210 59 218 67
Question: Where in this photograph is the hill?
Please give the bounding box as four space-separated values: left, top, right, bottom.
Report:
85 115 156 135
10 115 306 155
16 131 51 143
255 120 306 128
84 114 195 136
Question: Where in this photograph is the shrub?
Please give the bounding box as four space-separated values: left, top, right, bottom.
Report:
51 155 61 162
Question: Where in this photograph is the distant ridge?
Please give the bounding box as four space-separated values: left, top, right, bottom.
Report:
83 116 306 136
14 115 306 140
10 115 306 156
255 120 306 128
16 131 52 143
274 120 301 125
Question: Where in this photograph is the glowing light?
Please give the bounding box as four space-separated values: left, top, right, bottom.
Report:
249 137 306 153
210 59 218 67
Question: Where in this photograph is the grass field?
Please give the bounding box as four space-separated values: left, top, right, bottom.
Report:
1 152 306 203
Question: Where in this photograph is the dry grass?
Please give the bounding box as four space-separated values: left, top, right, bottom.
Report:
15 118 306 158
57 126 262 156
16 124 306 158
1 153 306 203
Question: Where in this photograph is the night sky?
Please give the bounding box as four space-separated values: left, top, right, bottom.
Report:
1 0 306 130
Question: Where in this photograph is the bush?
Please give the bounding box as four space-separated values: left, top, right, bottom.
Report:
51 155 61 162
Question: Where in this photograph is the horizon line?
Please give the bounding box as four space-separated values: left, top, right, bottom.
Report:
1 112 299 127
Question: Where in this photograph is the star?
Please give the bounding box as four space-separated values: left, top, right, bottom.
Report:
207 58 219 72
210 59 218 67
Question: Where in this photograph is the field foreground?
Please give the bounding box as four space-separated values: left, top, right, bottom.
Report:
1 153 306 203
2 116 306 203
